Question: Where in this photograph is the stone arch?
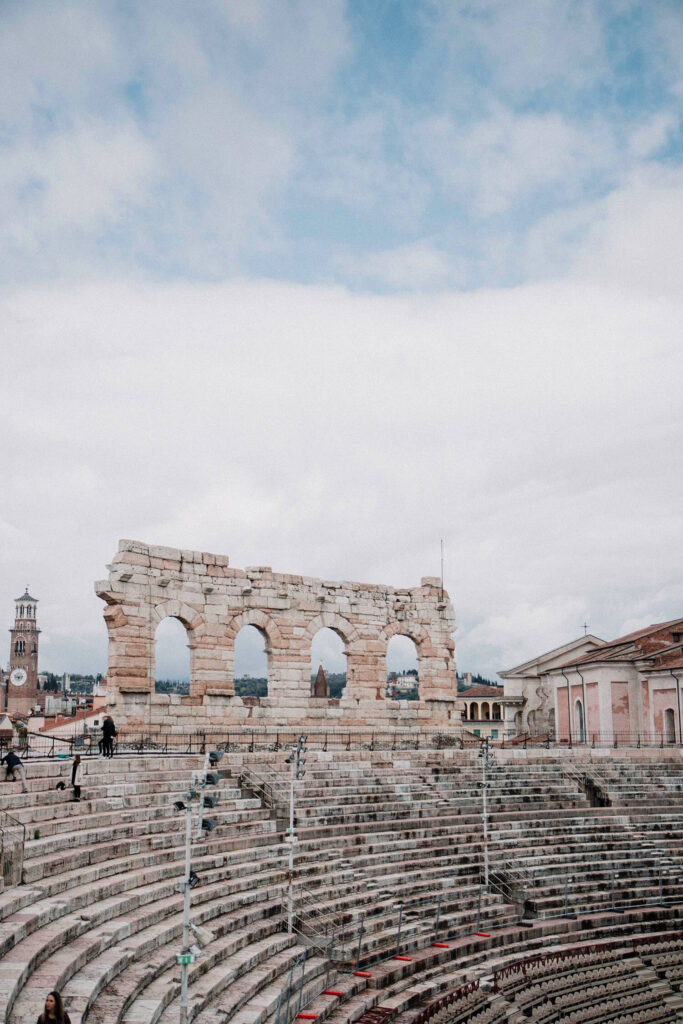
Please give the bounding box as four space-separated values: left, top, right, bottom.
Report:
492 702 501 721
380 620 438 702
226 608 285 652
154 615 191 693
304 613 361 651
380 620 433 654
305 614 363 700
151 600 203 632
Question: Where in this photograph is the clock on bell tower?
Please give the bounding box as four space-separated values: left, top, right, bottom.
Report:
7 588 41 714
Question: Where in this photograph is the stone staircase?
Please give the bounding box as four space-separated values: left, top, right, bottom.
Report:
0 746 681 1024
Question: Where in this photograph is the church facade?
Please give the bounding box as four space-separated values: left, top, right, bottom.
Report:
501 620 683 745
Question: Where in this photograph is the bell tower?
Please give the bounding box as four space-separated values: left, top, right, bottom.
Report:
7 588 41 714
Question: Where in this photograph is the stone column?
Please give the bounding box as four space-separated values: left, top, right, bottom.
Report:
96 584 154 694
345 630 386 701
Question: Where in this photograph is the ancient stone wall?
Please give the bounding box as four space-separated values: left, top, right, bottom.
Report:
96 539 459 731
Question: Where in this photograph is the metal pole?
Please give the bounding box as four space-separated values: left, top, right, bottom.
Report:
395 903 403 955
562 671 573 747
297 950 307 1012
610 869 615 912
283 957 297 1024
434 894 442 941
195 749 210 839
179 802 192 1024
563 874 568 916
287 751 295 933
355 915 365 969
476 886 482 930
481 740 490 890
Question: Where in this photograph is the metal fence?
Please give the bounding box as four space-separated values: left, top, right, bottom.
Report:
0 811 26 887
2 724 681 761
4 727 471 760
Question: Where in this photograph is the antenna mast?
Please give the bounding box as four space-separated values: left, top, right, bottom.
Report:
440 538 444 602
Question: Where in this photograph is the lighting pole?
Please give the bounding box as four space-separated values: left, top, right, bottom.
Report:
479 737 494 890
176 750 222 1024
179 797 193 1024
286 735 307 934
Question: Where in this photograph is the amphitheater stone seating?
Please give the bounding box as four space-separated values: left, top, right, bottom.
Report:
0 742 680 1024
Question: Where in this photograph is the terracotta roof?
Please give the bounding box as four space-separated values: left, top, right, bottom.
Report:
554 619 683 670
460 684 505 698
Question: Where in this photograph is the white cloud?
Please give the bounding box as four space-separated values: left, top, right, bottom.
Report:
1 187 681 678
571 164 683 297
1 121 158 239
628 112 680 158
337 240 457 289
414 106 618 216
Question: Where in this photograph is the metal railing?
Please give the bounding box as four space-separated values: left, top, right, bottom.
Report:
5 725 682 759
238 765 289 813
411 980 480 1024
553 730 683 748
0 810 26 887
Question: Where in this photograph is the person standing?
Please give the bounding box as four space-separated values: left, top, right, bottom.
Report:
71 755 82 802
1 749 28 792
102 715 116 758
37 990 71 1024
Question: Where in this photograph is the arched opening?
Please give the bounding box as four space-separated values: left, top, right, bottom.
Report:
310 628 346 698
575 699 585 742
492 702 501 721
664 708 676 744
154 616 190 694
386 634 419 700
481 701 490 721
234 625 268 697
469 702 478 721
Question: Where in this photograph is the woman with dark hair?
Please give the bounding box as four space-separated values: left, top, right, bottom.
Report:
71 755 82 802
37 990 71 1024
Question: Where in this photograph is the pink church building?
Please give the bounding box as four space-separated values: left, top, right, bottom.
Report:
501 619 683 745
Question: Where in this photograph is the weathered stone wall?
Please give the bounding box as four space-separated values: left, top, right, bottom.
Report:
96 540 459 732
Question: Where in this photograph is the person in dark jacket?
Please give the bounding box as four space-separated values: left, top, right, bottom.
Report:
102 715 116 758
1 750 28 792
37 990 71 1024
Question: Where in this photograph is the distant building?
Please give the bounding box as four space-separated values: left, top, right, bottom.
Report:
499 634 604 737
501 620 683 744
459 683 523 741
7 587 42 715
386 672 419 700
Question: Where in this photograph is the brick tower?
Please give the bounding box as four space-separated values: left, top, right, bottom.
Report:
7 588 41 715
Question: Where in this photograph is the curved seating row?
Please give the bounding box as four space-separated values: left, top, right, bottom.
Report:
0 746 680 1024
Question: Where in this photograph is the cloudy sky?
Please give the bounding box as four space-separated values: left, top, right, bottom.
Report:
1 0 682 683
